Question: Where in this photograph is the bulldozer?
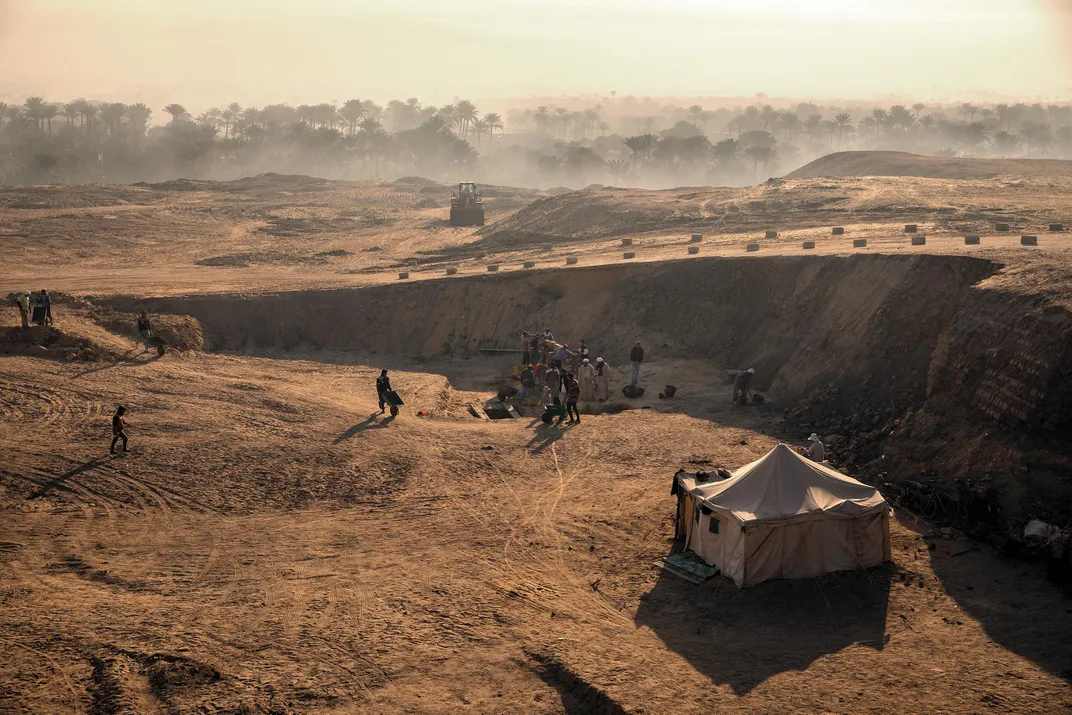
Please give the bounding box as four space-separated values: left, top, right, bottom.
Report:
449 182 485 226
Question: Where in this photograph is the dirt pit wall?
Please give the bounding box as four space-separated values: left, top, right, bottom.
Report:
104 254 994 410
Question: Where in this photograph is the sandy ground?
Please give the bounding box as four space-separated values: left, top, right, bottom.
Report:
2 169 1072 712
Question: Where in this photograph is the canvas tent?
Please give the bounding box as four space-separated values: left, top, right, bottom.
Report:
673 444 890 587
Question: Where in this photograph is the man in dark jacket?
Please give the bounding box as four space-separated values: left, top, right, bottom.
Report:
38 289 53 325
629 341 644 386
520 364 535 401
110 406 130 453
562 373 581 424
137 311 153 349
376 370 392 413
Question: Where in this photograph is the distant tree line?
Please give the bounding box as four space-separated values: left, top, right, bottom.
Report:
1 94 1070 188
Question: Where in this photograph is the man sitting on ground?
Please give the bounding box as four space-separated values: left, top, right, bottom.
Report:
733 367 755 403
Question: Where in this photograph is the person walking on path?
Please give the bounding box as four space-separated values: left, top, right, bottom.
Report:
520 364 535 401
579 358 596 401
376 370 393 413
629 341 644 386
733 368 755 404
110 406 130 453
15 291 30 328
38 290 53 326
562 372 581 424
595 357 611 401
520 331 531 367
137 311 153 349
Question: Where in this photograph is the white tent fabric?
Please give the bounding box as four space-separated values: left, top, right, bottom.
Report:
675 444 890 587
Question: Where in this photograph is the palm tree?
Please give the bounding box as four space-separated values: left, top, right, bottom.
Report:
960 103 979 123
164 103 189 124
483 112 503 146
0 102 7 131
598 120 610 137
604 158 628 186
126 103 152 141
912 102 926 118
759 104 779 132
583 108 600 138
62 102 79 127
454 100 478 139
1021 123 1054 157
100 102 126 140
340 99 365 136
81 104 99 135
471 118 489 147
534 105 552 135
990 131 1021 157
833 113 852 149
744 144 777 178
778 112 800 142
712 138 741 167
554 107 571 138
23 97 47 131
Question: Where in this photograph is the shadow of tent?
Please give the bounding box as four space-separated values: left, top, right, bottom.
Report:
919 517 1072 681
634 559 891 695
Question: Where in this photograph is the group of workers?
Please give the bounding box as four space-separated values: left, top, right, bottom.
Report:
517 330 631 421
11 289 54 328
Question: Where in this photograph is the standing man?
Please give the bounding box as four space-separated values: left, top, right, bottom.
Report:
110 406 130 454
545 364 562 404
577 339 591 364
519 364 535 401
137 311 153 349
376 370 392 414
733 368 755 404
629 341 644 386
38 289 53 326
594 357 611 401
563 372 581 424
552 343 570 370
520 331 531 367
579 358 596 401
16 291 30 328
803 433 825 462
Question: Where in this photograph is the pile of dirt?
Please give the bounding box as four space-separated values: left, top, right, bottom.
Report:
787 151 1072 181
196 251 324 268
90 308 204 351
0 324 120 361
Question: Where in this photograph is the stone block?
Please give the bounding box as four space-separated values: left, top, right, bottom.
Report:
690 234 703 243
398 272 409 279
445 267 458 275
487 264 499 272
1021 235 1038 246
904 224 918 233
853 238 867 247
623 252 635 259
765 230 778 239
965 235 980 245
1050 223 1064 232
746 241 760 252
832 227 845 235
802 240 815 249
687 246 699 254
911 236 926 246
621 238 633 246
523 261 535 269
566 257 578 265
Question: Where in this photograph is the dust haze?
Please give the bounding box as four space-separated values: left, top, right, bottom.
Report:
3 2 1072 714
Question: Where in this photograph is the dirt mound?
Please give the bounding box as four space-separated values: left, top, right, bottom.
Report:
475 188 706 249
392 176 440 189
90 308 204 351
0 324 121 361
787 151 1072 181
414 197 440 209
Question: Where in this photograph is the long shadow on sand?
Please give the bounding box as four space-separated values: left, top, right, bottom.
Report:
28 457 110 499
634 560 891 695
334 413 395 443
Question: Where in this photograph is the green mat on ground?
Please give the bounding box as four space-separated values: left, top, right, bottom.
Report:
653 554 719 584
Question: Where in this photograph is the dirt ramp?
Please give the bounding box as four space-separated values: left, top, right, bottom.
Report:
787 151 1072 181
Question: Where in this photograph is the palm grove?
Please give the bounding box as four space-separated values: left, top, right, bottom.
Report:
1 94 1071 187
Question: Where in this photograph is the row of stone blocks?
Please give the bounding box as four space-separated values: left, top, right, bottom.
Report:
995 223 1063 232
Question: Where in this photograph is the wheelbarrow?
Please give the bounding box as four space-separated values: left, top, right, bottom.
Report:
540 402 567 424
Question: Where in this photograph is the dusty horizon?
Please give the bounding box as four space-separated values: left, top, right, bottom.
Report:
1 0 1071 111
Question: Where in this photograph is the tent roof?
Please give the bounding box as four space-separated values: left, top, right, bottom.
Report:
679 444 887 524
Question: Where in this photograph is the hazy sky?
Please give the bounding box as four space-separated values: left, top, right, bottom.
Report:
1 0 1070 111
